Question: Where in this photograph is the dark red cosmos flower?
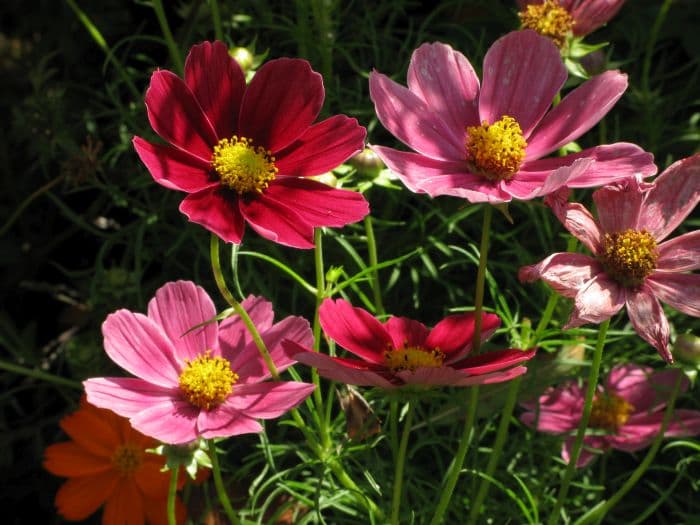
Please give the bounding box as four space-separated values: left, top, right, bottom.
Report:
134 41 369 248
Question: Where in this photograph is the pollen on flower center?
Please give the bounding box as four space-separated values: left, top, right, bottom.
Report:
589 393 634 432
111 442 142 476
384 345 445 373
518 0 575 48
465 116 527 181
599 229 658 288
179 351 238 410
211 136 278 194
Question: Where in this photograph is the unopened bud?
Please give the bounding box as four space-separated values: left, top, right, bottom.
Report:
229 47 254 72
349 148 385 178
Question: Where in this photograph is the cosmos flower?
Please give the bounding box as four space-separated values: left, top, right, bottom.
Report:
84 281 315 444
134 41 368 248
369 30 655 204
519 154 700 363
520 364 700 467
283 298 535 388
43 398 186 525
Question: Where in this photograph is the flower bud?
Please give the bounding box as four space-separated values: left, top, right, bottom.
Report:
349 148 385 178
229 46 254 72
674 334 700 365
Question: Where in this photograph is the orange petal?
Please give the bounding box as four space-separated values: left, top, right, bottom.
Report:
144 496 186 525
103 478 145 525
60 403 122 457
134 459 172 500
54 470 118 521
43 442 111 477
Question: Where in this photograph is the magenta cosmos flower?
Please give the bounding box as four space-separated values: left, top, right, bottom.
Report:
517 0 625 46
134 41 368 248
519 154 700 363
84 281 315 444
283 298 535 388
520 364 700 467
369 30 655 204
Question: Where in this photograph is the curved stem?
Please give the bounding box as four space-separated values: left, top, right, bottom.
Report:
207 439 240 525
151 0 184 75
364 215 385 317
0 359 82 390
210 0 224 41
0 174 65 237
547 318 610 525
167 466 179 525
391 402 415 525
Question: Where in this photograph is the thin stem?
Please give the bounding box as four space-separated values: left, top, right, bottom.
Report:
391 402 415 525
531 291 559 346
0 359 82 390
167 466 179 525
210 0 224 41
364 215 385 317
207 439 240 525
311 228 328 440
210 234 278 379
1 174 65 237
574 372 684 525
471 205 493 354
151 0 184 75
547 318 610 525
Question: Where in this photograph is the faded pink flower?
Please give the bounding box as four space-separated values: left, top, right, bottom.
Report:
134 41 368 249
517 0 625 39
520 364 700 467
369 30 655 204
84 281 315 444
283 298 535 388
519 154 700 363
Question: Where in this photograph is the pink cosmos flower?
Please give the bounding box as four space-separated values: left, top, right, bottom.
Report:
516 0 625 40
520 364 700 467
283 298 535 388
134 41 368 249
369 30 656 204
519 154 700 363
84 281 315 444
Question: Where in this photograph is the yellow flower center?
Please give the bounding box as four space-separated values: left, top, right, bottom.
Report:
589 393 634 432
179 351 238 410
384 345 445 373
111 442 142 476
518 0 575 48
599 229 658 288
465 116 527 181
211 136 278 194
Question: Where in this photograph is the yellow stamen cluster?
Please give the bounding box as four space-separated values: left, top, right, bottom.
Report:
465 116 527 181
519 0 575 48
179 351 238 410
111 442 142 476
589 393 634 432
384 345 445 373
600 229 658 288
211 136 278 194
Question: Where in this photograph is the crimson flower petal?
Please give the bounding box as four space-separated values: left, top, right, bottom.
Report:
179 187 246 244
426 312 500 360
239 193 315 249
384 316 430 349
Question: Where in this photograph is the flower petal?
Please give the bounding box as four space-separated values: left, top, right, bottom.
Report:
657 231 700 271
519 253 602 298
626 284 672 363
592 175 646 233
224 381 315 418
319 298 392 363
184 40 245 139
84 378 178 419
638 154 700 240
274 115 366 176
565 273 625 328
263 177 369 228
383 316 430 351
129 400 200 445
218 295 275 357
134 460 173 500
101 310 181 387
545 191 603 254
451 348 536 375
103 479 144 525
239 58 324 152
239 192 315 248
526 71 628 158
43 442 111 477
397 363 527 386
647 272 700 317
54 471 118 521
479 30 566 137
562 436 606 468
145 70 218 161
133 137 216 193
406 42 480 140
369 70 465 161
503 158 593 200
288 347 396 388
58 403 121 458
607 364 688 412
570 0 626 36
147 281 218 363
179 187 246 244
196 408 262 438
426 312 501 361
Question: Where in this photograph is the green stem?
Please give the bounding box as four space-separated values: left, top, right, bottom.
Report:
210 0 224 41
391 402 415 525
574 372 684 525
311 228 328 440
364 215 385 317
151 0 184 75
531 291 559 346
547 318 610 525
207 439 240 525
210 234 278 379
167 466 179 525
471 205 493 354
642 0 673 95
0 359 82 390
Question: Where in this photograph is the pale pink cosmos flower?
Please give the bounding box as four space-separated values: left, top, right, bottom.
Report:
84 281 315 444
517 0 626 41
369 30 656 204
283 298 535 388
519 154 700 363
520 364 700 467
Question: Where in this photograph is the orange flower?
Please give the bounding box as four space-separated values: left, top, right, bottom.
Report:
43 398 186 525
